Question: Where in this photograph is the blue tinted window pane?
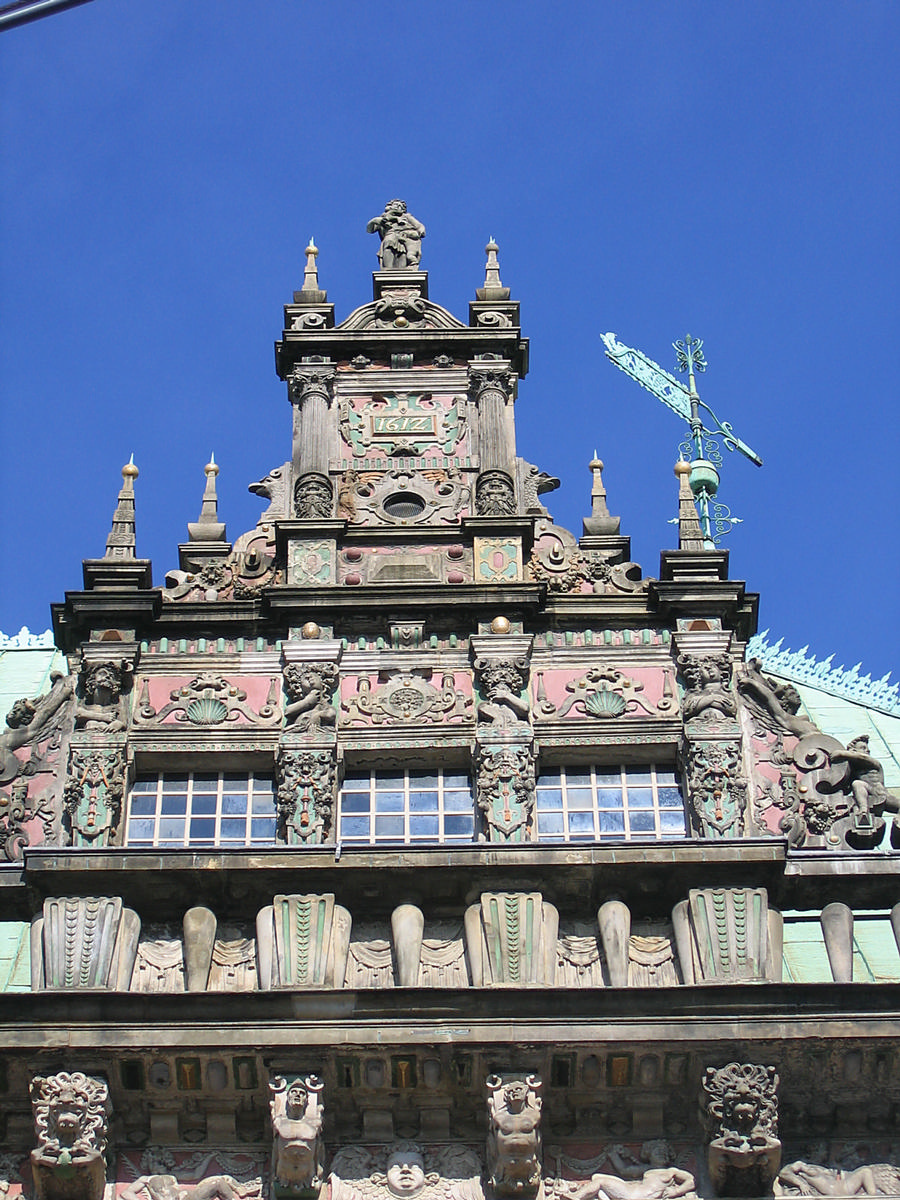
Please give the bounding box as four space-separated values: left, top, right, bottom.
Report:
409 815 440 837
569 810 595 833
251 776 274 794
539 770 562 786
190 818 216 840
191 774 219 791
656 770 677 787
162 775 189 789
567 788 593 810
410 791 438 812
251 793 275 815
629 771 653 787
630 811 656 832
161 795 187 815
661 810 686 832
220 818 247 840
597 788 624 808
599 810 626 833
340 816 370 838
444 814 474 837
375 775 405 791
341 793 370 813
251 818 276 841
595 771 620 787
192 795 217 815
374 815 405 839
538 812 565 835
444 791 473 812
375 791 404 813
628 788 654 808
223 772 248 785
130 795 157 817
159 817 186 841
342 775 370 791
408 771 438 788
128 818 155 840
536 789 563 809
131 778 157 793
658 787 683 808
222 794 248 815
442 772 470 788
566 772 592 788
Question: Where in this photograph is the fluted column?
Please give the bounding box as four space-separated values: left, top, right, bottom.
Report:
289 365 336 519
469 366 517 515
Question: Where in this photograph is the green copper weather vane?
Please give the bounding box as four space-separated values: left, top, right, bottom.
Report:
601 331 763 547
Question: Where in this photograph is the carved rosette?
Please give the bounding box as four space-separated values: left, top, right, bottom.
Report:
342 672 472 726
485 1074 543 1197
702 1062 781 1197
30 1071 111 1200
63 745 125 847
475 470 516 517
276 748 337 845
473 742 535 843
294 474 335 521
269 1073 326 1197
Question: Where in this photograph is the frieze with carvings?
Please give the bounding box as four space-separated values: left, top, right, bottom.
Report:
115 1149 264 1200
134 675 281 728
330 1144 483 1200
341 672 472 726
532 667 677 722
338 543 472 586
337 467 470 527
552 1142 698 1200
339 393 468 459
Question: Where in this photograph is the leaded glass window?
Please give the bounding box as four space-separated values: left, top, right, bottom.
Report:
534 765 685 842
126 771 277 847
338 769 476 845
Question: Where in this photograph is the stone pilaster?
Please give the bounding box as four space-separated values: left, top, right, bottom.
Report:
289 363 336 518
469 364 517 515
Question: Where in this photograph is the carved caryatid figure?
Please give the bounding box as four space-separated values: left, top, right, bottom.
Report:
30 1071 110 1200
474 656 531 728
678 653 736 725
74 660 130 732
269 1075 325 1196
565 1143 697 1200
486 1075 543 1197
366 201 426 270
283 664 338 733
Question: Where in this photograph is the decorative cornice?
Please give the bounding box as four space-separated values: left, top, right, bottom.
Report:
0 627 56 650
746 630 900 717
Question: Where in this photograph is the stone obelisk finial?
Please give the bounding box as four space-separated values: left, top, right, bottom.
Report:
582 452 621 536
188 454 227 543
103 456 139 560
675 459 705 551
298 238 327 304
476 237 511 301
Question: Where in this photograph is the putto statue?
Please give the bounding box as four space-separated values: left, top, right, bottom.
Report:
30 1071 111 1200
366 201 426 270
486 1075 543 1198
269 1074 326 1197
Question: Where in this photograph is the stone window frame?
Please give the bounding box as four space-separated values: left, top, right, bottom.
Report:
533 762 686 843
125 768 277 848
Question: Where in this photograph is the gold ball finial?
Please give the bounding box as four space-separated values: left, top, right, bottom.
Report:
205 451 219 476
674 459 691 476
122 455 139 479
490 615 511 634
301 621 321 640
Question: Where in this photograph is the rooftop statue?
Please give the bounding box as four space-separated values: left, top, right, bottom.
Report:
366 201 426 270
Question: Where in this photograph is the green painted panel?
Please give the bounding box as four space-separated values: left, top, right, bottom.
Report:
782 917 831 983
853 917 900 983
0 922 30 992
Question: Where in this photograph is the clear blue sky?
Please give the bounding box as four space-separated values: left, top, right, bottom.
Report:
2 2 897 679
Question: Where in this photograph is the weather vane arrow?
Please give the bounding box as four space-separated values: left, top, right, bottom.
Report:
601 331 763 545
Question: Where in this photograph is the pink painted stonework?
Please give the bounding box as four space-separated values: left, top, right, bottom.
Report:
133 676 281 727
532 666 677 720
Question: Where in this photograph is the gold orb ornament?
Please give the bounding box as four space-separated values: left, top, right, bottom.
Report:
490 616 511 634
301 621 321 639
